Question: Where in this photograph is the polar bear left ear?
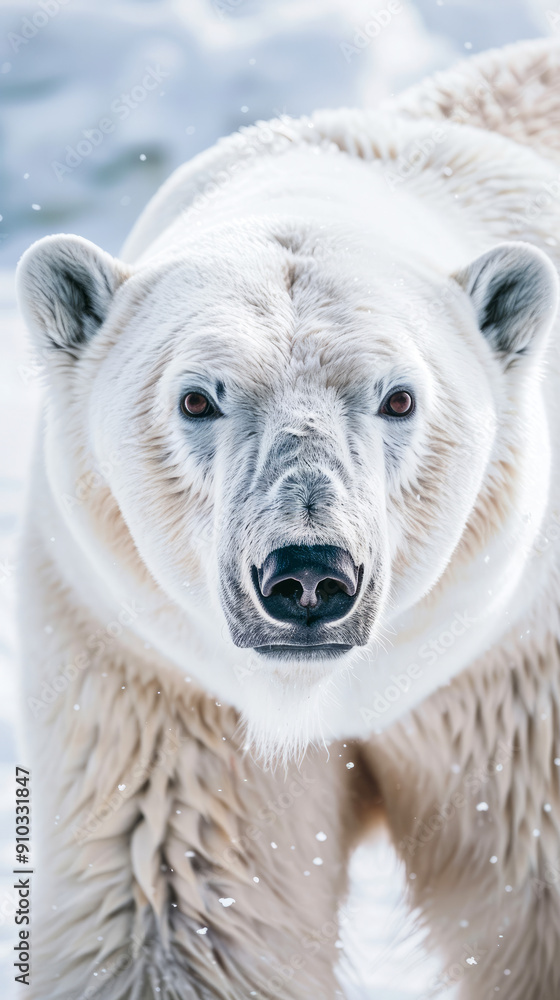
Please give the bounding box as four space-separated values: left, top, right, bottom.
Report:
454 241 558 363
16 234 130 361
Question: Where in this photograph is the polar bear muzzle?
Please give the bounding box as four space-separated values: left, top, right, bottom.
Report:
220 542 378 660
248 543 362 659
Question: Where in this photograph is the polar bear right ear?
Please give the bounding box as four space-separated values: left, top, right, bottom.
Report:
16 234 130 361
453 241 559 364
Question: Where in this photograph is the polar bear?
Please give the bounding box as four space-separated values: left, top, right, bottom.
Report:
15 36 560 1000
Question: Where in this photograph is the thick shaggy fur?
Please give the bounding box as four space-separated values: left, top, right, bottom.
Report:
16 38 560 1000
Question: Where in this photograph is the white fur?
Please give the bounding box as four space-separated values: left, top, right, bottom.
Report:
17 114 560 755
15 37 560 1000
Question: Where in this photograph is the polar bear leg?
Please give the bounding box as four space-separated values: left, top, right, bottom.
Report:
21 537 378 999
362 634 560 999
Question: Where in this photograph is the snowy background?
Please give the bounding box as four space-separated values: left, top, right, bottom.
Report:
0 0 557 995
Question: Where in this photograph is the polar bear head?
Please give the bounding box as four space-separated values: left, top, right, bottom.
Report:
17 215 558 754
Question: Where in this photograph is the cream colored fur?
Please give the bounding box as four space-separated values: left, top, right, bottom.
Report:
15 37 560 1000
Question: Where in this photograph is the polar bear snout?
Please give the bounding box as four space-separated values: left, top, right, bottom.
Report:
220 552 376 658
217 542 377 661
255 544 362 624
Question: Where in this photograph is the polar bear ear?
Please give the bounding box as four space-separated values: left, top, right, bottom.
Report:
454 241 558 363
16 234 129 360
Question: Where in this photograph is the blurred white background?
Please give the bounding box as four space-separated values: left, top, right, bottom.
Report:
0 0 556 995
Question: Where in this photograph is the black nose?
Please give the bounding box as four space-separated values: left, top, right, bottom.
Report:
254 545 361 624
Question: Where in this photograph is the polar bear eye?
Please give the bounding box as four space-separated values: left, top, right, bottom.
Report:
180 392 216 418
380 389 414 417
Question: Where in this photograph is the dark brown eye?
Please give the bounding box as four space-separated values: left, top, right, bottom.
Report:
181 392 214 417
380 390 414 417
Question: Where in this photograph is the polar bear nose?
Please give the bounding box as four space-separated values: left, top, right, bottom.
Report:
255 545 361 623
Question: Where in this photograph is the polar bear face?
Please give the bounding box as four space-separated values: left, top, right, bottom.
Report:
16 218 558 739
